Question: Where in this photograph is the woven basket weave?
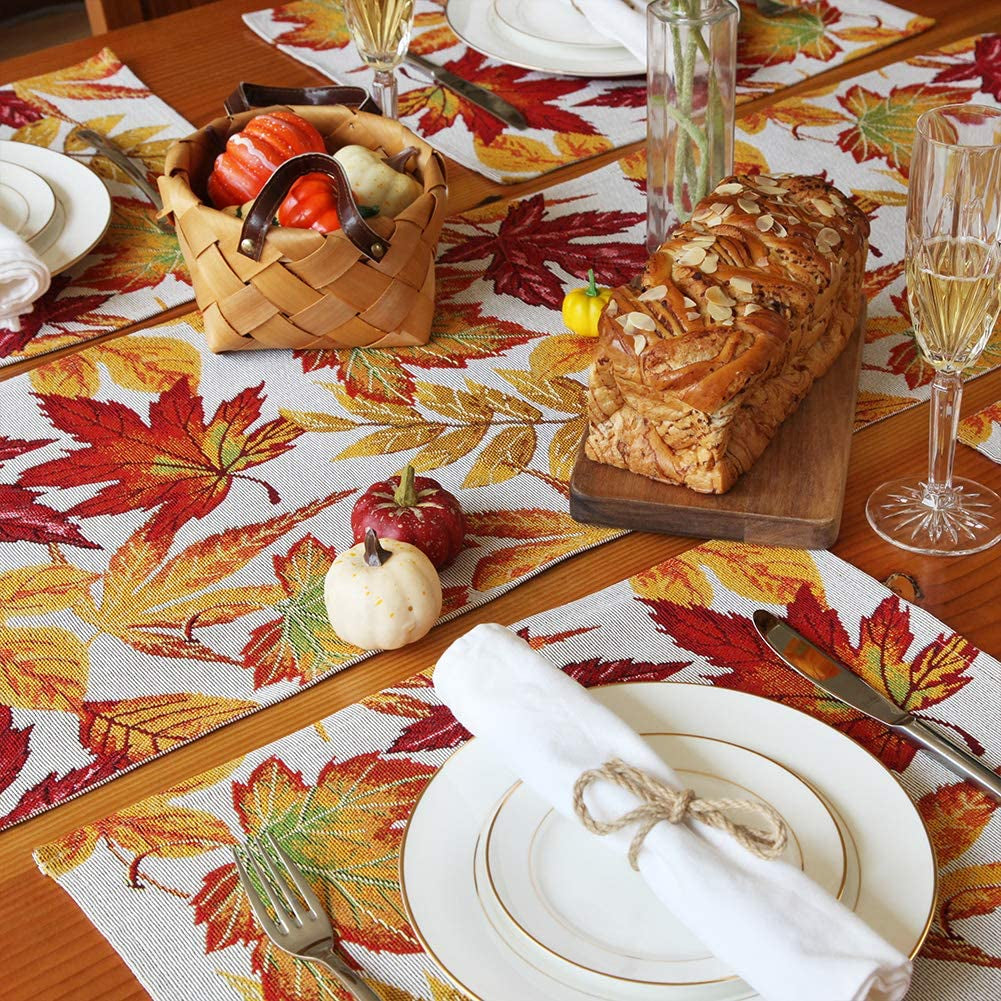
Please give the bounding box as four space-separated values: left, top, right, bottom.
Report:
159 99 447 353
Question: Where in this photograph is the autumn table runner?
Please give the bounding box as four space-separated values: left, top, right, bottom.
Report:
33 540 1001 1001
243 0 934 183
959 400 1001 465
0 49 194 369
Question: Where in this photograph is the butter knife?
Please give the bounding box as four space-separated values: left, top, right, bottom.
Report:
75 127 164 212
403 53 528 130
753 610 1001 802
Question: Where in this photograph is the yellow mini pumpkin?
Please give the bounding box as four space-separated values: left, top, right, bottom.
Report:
323 529 442 651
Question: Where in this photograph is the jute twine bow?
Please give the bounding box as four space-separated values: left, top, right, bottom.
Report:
572 758 789 871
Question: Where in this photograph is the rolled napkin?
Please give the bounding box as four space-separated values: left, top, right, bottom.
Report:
0 221 50 331
571 0 647 62
434 623 912 1001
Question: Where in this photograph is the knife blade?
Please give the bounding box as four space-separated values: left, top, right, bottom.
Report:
753 610 1001 803
404 53 528 130
75 128 165 213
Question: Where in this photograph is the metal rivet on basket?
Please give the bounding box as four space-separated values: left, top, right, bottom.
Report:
371 242 385 258
240 238 254 255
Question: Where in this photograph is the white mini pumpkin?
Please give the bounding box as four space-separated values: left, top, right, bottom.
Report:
324 529 442 650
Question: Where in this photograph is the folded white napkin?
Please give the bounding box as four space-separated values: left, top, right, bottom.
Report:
435 623 912 1001
0 221 50 332
572 0 648 62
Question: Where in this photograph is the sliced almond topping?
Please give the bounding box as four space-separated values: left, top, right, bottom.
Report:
743 303 762 315
605 299 619 317
677 245 707 267
707 302 733 322
705 286 736 307
818 226 841 246
614 313 630 327
773 221 788 238
705 213 723 228
638 284 667 301
729 276 754 295
683 296 696 308
626 311 656 331
737 195 761 214
690 234 716 248
715 181 743 195
710 202 728 215
687 310 701 321
632 334 647 354
756 214 774 232
813 198 836 218
701 252 719 274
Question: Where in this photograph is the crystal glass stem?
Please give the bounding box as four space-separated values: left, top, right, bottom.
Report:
373 69 398 120
925 369 962 502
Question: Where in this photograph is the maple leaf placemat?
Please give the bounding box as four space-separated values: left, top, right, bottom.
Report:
959 399 1001 465
243 0 933 183
33 541 1001 1001
0 48 194 369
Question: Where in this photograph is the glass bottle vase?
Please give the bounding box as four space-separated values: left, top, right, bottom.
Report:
646 0 738 252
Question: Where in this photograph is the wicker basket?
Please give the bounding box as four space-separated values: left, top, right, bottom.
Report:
159 87 447 353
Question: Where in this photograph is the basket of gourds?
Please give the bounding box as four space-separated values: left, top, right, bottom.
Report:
158 83 447 354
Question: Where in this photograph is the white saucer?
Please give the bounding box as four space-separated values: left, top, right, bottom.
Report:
0 140 112 275
400 682 936 1001
483 734 847 988
493 0 624 50
446 0 644 78
0 161 56 242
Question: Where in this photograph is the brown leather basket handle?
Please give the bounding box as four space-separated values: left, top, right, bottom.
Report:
238 152 387 262
225 82 381 116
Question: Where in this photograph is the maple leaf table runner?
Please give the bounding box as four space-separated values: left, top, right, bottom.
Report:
0 49 195 369
959 400 1001 465
33 541 1001 1001
244 0 934 183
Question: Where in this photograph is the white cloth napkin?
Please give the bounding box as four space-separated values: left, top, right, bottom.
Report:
0 222 50 331
572 0 648 62
434 623 912 1001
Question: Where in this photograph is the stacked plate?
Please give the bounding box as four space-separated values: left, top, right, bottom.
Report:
446 0 644 77
401 683 937 1000
0 140 111 275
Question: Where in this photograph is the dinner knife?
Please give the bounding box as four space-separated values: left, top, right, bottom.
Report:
75 128 165 213
403 53 529 130
753 610 1001 803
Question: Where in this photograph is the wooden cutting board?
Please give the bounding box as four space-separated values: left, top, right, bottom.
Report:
569 309 866 549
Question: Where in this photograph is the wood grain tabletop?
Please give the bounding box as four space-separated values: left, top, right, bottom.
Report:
1 1 1000 997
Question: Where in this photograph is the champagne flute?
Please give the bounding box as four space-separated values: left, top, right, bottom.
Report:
342 0 416 120
866 104 1001 555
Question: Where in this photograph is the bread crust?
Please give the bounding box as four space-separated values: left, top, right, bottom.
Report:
585 174 869 494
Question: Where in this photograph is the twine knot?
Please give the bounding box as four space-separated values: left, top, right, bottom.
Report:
572 758 789 871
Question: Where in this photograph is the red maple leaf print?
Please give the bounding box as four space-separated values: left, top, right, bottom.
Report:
21 380 303 530
0 707 32 796
580 84 647 109
439 194 646 308
400 49 595 145
0 436 97 549
389 702 471 754
933 35 1001 101
640 585 977 772
191 863 261 954
0 89 42 128
881 335 934 390
561 657 690 686
0 275 109 357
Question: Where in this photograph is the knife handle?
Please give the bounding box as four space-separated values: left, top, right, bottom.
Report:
896 718 1001 803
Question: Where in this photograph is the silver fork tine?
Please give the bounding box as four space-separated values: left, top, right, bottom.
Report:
266 832 327 924
247 836 308 928
232 846 289 938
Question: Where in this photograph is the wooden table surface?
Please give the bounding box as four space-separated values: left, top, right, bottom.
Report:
2 1 1000 997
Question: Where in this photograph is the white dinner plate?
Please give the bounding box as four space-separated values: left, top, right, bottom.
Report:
446 0 644 78
493 0 623 50
0 140 112 275
0 161 56 242
484 734 847 988
400 683 936 1001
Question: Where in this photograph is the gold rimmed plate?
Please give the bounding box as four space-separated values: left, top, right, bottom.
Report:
399 682 936 1000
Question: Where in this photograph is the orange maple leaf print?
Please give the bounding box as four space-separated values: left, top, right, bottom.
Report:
21 379 303 530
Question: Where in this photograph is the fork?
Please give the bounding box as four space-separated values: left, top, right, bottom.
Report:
233 833 381 1001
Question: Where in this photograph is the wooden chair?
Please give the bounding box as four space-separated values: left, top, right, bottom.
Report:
85 0 213 34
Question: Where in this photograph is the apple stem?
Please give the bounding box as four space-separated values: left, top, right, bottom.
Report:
364 528 392 566
394 465 418 508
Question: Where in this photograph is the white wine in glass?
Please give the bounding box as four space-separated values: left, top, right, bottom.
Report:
867 104 1001 555
342 0 416 120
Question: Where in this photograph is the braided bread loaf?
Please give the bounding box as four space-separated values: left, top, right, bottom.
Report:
585 174 869 494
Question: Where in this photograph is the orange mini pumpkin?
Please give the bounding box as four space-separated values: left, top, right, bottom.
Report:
206 111 326 209
277 172 342 233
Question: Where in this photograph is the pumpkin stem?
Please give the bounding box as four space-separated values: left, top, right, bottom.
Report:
585 268 599 297
394 465 418 508
364 528 392 566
